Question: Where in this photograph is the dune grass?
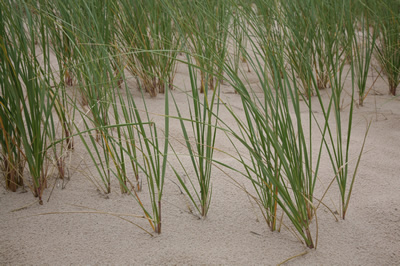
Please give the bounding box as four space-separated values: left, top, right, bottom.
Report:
171 54 220 218
0 2 58 203
0 0 382 248
171 0 231 93
375 0 400 95
117 0 180 97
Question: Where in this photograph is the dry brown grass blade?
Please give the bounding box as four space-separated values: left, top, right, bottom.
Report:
277 251 308 266
11 200 40 212
313 196 339 222
362 68 383 102
69 203 155 236
20 210 154 236
22 210 146 219
132 188 156 232
315 146 372 218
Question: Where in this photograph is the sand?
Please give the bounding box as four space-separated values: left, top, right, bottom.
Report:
1 57 400 265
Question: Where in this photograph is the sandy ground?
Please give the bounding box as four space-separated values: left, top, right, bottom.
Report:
1 57 400 265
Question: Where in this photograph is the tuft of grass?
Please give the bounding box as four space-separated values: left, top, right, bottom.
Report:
117 0 180 97
171 0 231 93
0 5 25 191
126 83 170 233
172 54 220 218
375 0 400 95
350 1 378 106
0 2 58 203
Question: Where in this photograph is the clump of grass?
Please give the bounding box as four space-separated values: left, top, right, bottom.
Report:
121 83 170 233
172 0 231 93
281 0 316 96
50 0 121 194
171 55 220 218
375 0 400 95
41 0 76 88
222 59 320 248
205 1 321 247
350 1 378 106
0 6 25 190
230 3 249 76
117 0 180 97
0 95 25 192
217 0 369 247
0 2 58 203
308 0 370 220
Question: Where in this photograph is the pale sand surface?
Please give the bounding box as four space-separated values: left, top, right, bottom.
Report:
1 58 400 265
